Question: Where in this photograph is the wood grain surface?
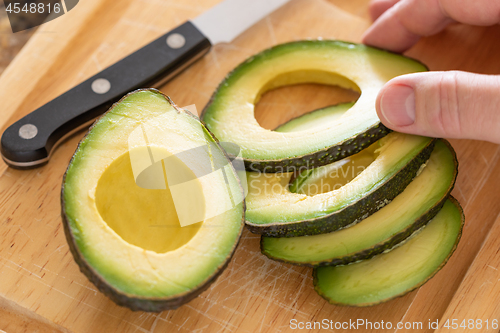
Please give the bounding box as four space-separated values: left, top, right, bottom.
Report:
0 2 37 76
1 0 500 332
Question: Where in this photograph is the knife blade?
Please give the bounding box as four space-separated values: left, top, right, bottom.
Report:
1 0 291 169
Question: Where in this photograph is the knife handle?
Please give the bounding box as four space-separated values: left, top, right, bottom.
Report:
1 21 211 169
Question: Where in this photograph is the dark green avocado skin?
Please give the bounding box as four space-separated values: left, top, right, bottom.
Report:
61 89 245 312
243 123 391 173
261 139 458 267
245 139 436 237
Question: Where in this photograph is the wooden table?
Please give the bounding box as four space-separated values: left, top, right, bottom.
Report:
1 0 500 332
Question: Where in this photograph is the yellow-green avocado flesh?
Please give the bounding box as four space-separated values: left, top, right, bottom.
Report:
202 40 427 172
61 89 244 312
261 140 457 266
275 103 354 133
313 198 463 306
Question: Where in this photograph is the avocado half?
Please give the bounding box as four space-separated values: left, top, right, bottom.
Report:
201 40 427 172
245 132 435 237
261 140 458 266
61 89 245 312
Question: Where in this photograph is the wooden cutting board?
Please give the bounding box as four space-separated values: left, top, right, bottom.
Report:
1 0 500 332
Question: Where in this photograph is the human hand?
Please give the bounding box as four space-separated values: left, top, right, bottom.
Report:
362 0 500 143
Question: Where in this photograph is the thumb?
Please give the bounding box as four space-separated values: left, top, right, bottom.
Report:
376 71 500 143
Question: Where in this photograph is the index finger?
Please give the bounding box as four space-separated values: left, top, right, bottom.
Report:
362 0 453 52
368 0 400 21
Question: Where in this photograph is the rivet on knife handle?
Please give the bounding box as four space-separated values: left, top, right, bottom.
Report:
0 22 211 169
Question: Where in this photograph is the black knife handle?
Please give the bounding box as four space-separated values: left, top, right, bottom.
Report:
1 21 211 169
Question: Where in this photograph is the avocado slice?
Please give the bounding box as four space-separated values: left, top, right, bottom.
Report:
274 103 354 133
61 89 245 312
261 140 457 266
245 133 435 237
201 40 427 172
313 198 464 306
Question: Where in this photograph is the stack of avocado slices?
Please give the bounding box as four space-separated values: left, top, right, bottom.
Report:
202 41 464 306
253 105 462 306
61 40 463 311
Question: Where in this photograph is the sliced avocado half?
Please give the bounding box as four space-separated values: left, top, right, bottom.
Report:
313 198 464 306
202 40 427 172
261 140 458 266
245 133 435 237
61 89 245 312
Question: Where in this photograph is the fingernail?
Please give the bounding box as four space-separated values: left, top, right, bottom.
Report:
380 85 416 126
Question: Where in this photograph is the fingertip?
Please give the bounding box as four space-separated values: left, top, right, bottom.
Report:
377 83 416 130
375 84 386 124
362 12 420 53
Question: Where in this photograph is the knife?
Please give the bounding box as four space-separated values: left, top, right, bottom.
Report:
1 0 291 169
